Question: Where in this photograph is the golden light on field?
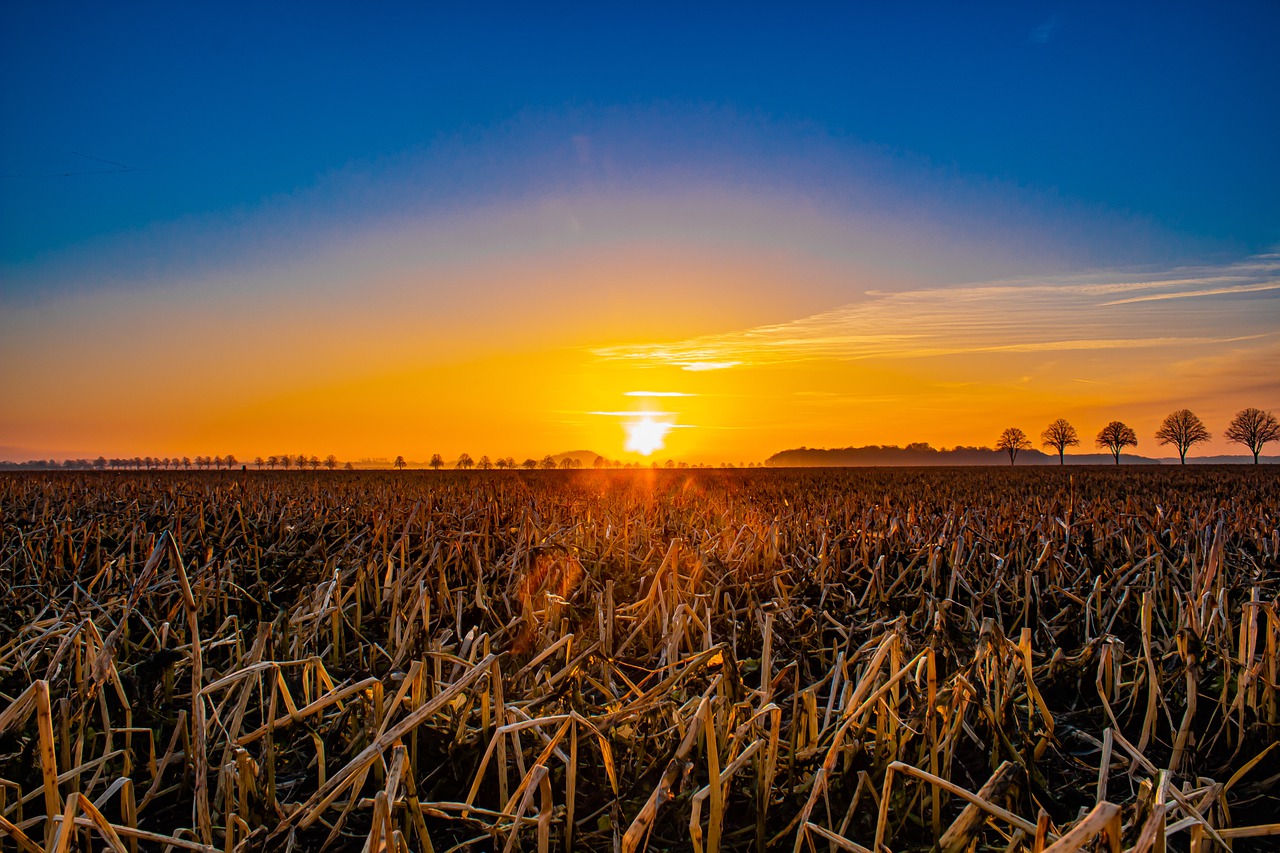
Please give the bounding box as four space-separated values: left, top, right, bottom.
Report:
623 415 672 456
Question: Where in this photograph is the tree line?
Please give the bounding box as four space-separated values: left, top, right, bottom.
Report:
390 455 723 470
393 454 578 470
996 406 1280 465
0 455 358 471
1 453 743 472
6 407 1276 472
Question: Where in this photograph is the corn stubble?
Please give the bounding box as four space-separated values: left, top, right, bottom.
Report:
0 467 1277 852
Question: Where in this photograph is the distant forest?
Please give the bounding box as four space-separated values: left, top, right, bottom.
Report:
765 444 1278 466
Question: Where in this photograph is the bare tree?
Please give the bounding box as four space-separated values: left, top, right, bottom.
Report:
226 454 238 469
428 454 444 470
995 427 1032 465
324 454 338 470
1096 420 1138 464
394 455 406 470
254 456 264 469
1040 418 1079 465
1225 407 1280 464
1155 409 1211 464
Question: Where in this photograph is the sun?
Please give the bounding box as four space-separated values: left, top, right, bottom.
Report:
624 415 672 456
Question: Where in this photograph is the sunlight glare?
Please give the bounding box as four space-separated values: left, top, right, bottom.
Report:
624 416 672 456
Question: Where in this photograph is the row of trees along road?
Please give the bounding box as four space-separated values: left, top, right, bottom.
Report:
90 456 242 470
997 407 1280 465
252 455 345 469
393 454 583 470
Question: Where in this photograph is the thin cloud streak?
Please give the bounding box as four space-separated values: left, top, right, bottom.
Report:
1099 280 1280 306
593 256 1280 369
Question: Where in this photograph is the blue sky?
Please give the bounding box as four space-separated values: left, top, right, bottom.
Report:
4 2 1278 268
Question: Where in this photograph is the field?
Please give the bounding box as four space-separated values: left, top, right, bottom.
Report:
1 467 1277 852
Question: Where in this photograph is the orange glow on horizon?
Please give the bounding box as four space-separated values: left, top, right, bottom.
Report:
2 195 1275 464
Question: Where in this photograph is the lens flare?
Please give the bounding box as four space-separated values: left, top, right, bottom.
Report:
624 415 672 456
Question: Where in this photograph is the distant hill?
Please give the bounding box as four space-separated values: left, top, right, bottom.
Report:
552 450 604 467
766 444 1167 467
1168 455 1280 464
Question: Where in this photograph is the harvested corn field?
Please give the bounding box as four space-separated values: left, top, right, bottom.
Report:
1 468 1278 852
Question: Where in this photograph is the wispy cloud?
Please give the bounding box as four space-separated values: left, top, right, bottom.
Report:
593 256 1280 369
1098 280 1280 306
680 361 742 372
1030 16 1060 44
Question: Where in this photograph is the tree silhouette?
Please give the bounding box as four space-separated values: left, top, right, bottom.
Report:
559 457 573 469
522 458 538 470
226 454 238 469
1096 420 1138 464
1225 408 1280 464
308 456 320 470
541 455 557 470
593 455 607 469
294 454 306 470
94 456 107 470
394 456 406 470
280 455 292 470
182 457 192 470
995 428 1032 465
456 453 474 470
428 453 444 470
478 455 492 470
1155 409 1211 464
324 454 338 470
254 456 264 469
503 457 515 469
1040 419 1079 465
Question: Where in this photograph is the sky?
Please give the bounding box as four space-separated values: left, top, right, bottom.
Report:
2 2 1278 463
